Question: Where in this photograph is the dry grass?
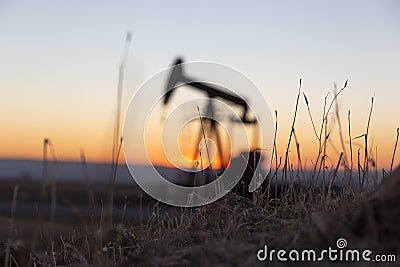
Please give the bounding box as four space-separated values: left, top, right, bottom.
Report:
1 81 400 266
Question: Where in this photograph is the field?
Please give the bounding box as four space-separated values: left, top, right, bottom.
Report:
1 90 399 267
1 167 400 266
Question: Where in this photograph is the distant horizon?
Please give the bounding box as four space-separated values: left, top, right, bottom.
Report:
1 155 398 171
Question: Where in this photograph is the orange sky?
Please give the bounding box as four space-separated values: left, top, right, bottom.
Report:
1 107 399 170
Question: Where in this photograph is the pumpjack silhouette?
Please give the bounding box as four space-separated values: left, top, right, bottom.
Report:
163 58 262 198
163 58 257 168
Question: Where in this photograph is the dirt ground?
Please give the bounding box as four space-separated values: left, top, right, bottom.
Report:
1 168 400 266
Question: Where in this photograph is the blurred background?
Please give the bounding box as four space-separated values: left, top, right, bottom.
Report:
0 0 399 208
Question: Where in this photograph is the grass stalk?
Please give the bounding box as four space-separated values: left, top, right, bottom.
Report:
102 32 132 232
283 79 302 188
28 138 49 265
348 110 353 187
390 128 399 173
364 97 374 187
334 84 348 167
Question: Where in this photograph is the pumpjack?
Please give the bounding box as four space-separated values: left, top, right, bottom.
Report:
163 58 258 170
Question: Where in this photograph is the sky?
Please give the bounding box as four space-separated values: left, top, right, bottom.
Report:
0 1 399 169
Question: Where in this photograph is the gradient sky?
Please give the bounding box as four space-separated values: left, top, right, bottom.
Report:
1 1 399 168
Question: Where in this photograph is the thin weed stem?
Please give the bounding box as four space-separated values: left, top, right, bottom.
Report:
283 79 302 187
390 128 399 173
334 84 348 167
103 32 132 232
348 110 353 187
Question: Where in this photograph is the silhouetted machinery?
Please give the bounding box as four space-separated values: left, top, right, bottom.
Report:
164 58 256 124
163 58 261 196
